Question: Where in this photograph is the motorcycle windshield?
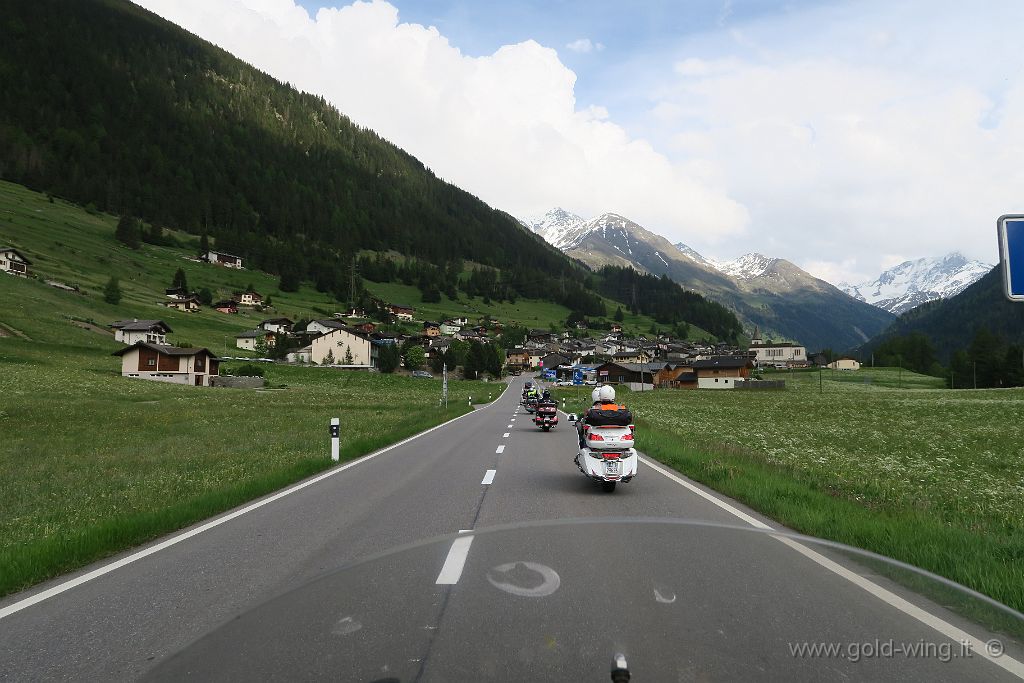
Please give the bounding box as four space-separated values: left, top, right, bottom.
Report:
147 519 1024 682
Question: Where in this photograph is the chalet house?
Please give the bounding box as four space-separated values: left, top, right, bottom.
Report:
162 297 201 313
610 323 623 333
613 350 651 364
423 321 441 337
259 318 293 334
165 287 189 299
110 319 172 345
236 329 276 351
0 247 31 277
692 356 753 389
234 290 263 307
527 329 552 343
310 326 377 366
506 348 530 369
594 361 664 391
528 351 544 368
440 321 461 335
750 339 808 367
388 303 415 321
214 300 238 314
656 364 697 389
539 353 570 370
828 357 861 370
451 317 469 326
306 319 349 336
348 320 377 334
113 342 220 386
286 345 313 363
203 251 243 269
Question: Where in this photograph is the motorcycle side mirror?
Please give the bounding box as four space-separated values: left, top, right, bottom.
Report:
568 414 577 422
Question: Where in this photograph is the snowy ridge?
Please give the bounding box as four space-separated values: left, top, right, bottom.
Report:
713 253 776 280
840 253 993 315
673 241 714 267
523 208 587 250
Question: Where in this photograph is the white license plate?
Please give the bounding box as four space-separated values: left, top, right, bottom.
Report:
604 461 621 476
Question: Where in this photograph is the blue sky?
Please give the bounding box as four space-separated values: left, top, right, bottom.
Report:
291 1 817 116
136 0 1024 282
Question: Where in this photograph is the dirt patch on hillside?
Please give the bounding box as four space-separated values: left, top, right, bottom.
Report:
0 321 30 340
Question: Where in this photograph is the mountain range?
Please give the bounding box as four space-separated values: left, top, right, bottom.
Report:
523 209 896 351
857 265 1024 363
840 254 993 315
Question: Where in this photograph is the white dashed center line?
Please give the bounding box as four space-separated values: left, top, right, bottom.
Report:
495 445 505 454
436 536 474 584
502 432 510 438
481 469 496 485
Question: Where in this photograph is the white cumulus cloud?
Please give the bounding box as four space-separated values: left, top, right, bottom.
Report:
131 0 746 243
565 38 604 53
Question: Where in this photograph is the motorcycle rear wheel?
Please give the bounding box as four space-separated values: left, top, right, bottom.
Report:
601 481 617 493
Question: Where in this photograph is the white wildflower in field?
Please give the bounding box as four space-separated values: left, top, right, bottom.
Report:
627 369 1024 527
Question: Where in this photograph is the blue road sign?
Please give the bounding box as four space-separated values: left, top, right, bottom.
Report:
998 215 1024 302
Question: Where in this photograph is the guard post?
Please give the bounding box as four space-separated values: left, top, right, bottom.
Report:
330 417 340 462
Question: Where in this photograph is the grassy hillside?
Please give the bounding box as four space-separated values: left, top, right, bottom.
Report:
0 179 690 346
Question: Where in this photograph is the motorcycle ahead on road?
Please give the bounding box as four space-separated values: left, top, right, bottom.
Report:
570 412 638 493
533 401 559 431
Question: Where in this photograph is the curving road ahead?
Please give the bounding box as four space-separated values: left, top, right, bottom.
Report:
1 379 1022 681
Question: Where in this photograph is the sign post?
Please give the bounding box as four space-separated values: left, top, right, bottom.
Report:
997 214 1024 301
442 363 449 410
330 417 340 462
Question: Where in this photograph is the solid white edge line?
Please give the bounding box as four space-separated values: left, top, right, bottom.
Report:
481 469 496 485
495 445 505 454
639 456 1024 676
436 535 474 584
0 381 511 621
639 457 770 529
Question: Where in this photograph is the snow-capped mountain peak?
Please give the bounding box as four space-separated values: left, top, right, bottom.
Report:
841 252 993 315
673 241 714 267
523 207 587 250
715 253 776 280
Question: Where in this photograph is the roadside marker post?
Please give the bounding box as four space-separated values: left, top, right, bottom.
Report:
998 214 1024 301
330 417 340 462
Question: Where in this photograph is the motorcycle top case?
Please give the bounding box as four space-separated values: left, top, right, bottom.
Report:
584 406 633 427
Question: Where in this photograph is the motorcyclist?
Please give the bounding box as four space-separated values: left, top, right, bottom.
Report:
577 384 632 449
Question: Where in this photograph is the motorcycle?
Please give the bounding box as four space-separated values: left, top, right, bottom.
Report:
569 414 638 492
533 402 559 431
524 396 539 413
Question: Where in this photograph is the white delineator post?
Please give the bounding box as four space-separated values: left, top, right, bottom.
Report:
330 417 340 462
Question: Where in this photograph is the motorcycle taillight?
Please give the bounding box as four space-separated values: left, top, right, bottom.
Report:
587 432 604 441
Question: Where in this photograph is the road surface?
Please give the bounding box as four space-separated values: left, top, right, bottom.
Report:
1 379 1021 681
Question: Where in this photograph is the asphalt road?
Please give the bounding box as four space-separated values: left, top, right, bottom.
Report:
1 378 1022 681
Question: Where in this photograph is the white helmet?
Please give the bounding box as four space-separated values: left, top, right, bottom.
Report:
591 387 602 403
598 385 616 402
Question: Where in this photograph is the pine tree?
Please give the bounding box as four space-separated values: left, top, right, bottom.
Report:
614 307 624 322
323 349 335 366
378 344 400 373
199 233 210 255
171 267 188 291
343 346 354 364
115 215 140 249
198 287 213 305
103 276 122 305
